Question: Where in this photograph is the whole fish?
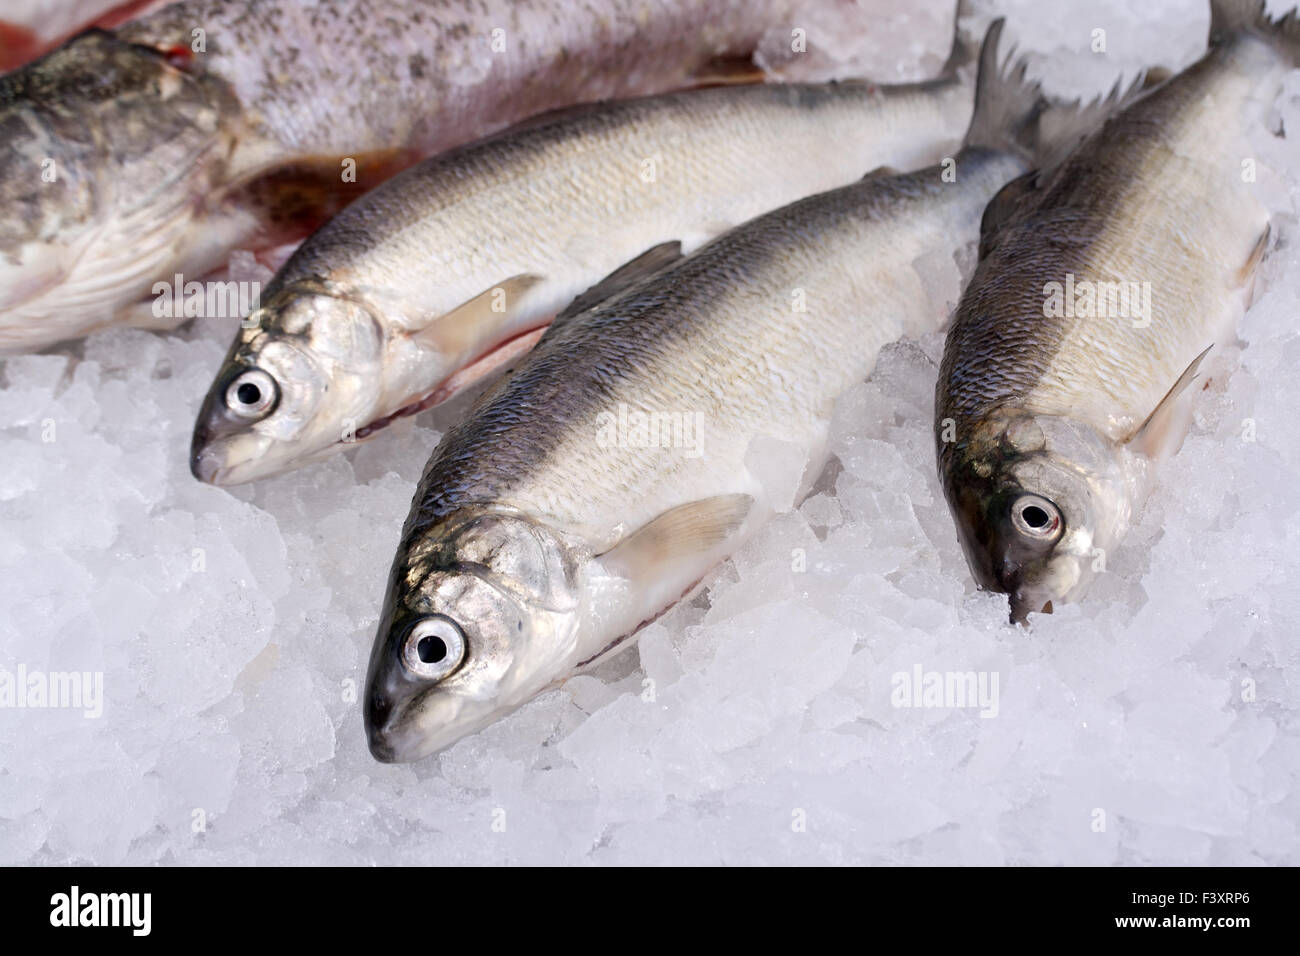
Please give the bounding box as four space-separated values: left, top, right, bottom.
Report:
189 9 976 485
934 0 1291 624
0 0 829 353
364 21 1054 762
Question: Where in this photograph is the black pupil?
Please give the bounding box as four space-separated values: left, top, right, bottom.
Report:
417 635 448 664
236 382 261 406
1021 505 1051 529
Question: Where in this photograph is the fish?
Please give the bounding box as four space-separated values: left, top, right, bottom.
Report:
934 0 1294 624
363 20 1057 762
187 5 979 486
0 0 837 354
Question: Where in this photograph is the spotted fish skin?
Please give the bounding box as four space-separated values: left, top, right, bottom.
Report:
935 0 1297 623
116 0 821 162
0 0 825 352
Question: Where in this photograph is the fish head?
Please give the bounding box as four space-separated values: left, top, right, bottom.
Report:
943 412 1137 623
0 29 240 350
365 510 585 762
190 283 391 484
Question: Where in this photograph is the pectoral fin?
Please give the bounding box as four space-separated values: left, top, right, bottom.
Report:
1238 224 1270 306
409 274 543 355
599 494 753 584
1126 345 1212 460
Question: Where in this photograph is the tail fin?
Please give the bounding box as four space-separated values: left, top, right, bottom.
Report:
1031 71 1146 171
1210 0 1300 62
939 0 977 78
960 19 1043 158
963 20 1146 171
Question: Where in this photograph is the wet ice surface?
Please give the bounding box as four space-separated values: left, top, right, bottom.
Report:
2 1 1299 864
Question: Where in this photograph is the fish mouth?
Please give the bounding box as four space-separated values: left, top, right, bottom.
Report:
364 686 485 764
190 447 224 485
364 692 402 763
1008 591 1054 626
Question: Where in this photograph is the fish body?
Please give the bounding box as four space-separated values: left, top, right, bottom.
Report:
190 65 974 484
935 0 1294 622
0 0 825 352
365 22 1042 761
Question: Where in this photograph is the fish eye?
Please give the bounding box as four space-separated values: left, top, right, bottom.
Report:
224 369 277 419
401 615 466 682
1010 493 1062 541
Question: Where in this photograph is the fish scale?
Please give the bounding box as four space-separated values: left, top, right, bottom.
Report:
118 0 816 164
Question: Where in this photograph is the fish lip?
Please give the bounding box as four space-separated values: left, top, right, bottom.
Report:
364 692 443 764
189 421 221 483
189 446 222 484
1008 589 1054 626
363 687 398 761
366 725 402 764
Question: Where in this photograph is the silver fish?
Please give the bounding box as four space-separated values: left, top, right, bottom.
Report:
0 0 828 353
188 11 976 485
364 21 1049 762
935 0 1292 623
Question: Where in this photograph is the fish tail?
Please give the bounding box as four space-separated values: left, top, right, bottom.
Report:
939 0 977 79
960 19 1043 157
1029 71 1146 173
1210 0 1300 62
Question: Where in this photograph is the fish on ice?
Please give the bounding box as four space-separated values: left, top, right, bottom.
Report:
0 0 833 353
934 0 1293 623
364 20 1070 761
189 2 979 485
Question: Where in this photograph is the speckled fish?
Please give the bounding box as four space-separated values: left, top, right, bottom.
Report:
363 21 1055 762
0 0 831 353
935 0 1292 624
188 10 978 486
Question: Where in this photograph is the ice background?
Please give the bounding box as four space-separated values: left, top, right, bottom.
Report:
2 0 1298 864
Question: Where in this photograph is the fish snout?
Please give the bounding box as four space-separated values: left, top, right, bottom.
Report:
1009 589 1055 626
189 438 224 485
363 681 396 760
189 405 236 484
363 686 431 764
